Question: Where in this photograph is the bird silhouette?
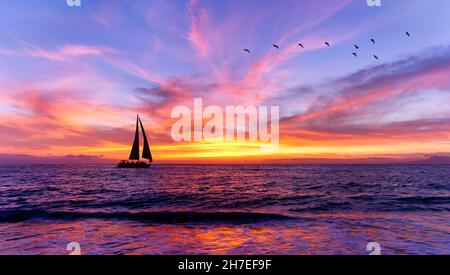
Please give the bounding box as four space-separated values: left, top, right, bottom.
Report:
354 44 360 50
370 38 375 44
298 43 304 48
406 31 411 37
273 44 280 50
243 49 251 53
373 54 379 60
352 52 357 57
325 42 330 47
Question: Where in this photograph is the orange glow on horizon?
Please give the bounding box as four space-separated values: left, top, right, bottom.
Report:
3 137 449 164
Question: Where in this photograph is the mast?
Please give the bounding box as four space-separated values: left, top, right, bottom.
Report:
139 116 153 163
128 115 140 160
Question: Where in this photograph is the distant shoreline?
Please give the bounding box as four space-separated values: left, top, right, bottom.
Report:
2 153 450 165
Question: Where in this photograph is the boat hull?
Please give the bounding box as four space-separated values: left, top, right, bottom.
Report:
117 161 150 168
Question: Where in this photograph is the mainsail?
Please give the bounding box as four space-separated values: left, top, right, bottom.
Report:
139 117 153 162
128 116 140 160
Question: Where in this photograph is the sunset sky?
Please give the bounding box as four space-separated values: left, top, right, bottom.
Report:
1 0 450 163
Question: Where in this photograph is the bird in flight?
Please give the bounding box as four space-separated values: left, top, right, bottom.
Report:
352 52 357 57
354 44 360 50
273 44 280 50
406 31 411 37
373 54 379 61
325 42 330 47
370 38 375 44
298 43 304 48
243 49 251 53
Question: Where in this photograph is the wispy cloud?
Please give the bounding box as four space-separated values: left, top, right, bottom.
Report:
0 40 117 61
186 0 210 58
279 46 450 149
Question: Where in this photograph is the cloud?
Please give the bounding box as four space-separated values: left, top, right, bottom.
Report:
277 45 450 147
186 0 210 58
0 40 117 61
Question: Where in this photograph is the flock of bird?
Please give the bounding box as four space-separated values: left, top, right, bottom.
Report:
243 31 411 61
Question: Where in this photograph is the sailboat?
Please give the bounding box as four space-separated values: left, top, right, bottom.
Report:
117 115 153 168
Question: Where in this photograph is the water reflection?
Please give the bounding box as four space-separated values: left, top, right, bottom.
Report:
1 210 449 255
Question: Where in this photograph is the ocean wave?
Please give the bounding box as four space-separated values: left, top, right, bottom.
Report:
395 196 450 204
0 210 294 223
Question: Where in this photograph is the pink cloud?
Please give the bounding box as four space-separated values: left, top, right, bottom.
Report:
279 46 450 144
186 0 210 58
23 44 115 61
0 40 118 61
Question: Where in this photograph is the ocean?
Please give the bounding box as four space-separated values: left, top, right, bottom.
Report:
0 164 449 255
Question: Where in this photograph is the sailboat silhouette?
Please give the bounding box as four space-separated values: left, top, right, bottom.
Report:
117 115 153 168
